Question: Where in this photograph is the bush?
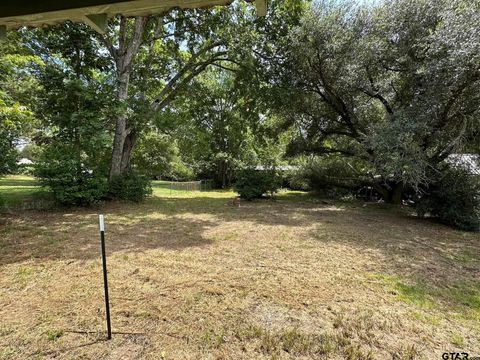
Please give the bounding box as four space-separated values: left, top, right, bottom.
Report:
51 175 107 206
416 168 480 231
289 157 362 196
36 168 107 206
169 161 195 181
35 145 108 206
108 171 152 202
16 165 35 176
234 168 281 200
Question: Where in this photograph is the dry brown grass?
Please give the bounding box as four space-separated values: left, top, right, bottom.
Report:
1 190 479 359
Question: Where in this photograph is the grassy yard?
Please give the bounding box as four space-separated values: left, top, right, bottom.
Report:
0 175 52 209
0 176 479 359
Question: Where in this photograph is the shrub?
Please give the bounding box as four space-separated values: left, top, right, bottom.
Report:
17 164 36 176
234 168 281 200
289 156 362 196
50 175 107 206
170 161 195 181
35 145 108 206
416 168 480 231
108 171 152 202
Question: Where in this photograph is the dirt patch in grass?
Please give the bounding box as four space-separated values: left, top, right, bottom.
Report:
0 188 479 359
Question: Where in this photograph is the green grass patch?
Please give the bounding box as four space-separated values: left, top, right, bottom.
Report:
449 249 478 264
15 266 34 289
370 273 480 320
0 176 312 209
409 311 440 325
450 333 464 347
151 180 236 198
0 347 16 359
0 325 14 336
0 175 51 209
370 273 435 308
46 329 64 342
232 325 335 356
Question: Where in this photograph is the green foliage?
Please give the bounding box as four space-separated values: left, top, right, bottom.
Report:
171 68 261 188
170 162 195 181
364 114 430 191
0 34 41 175
234 168 281 200
16 165 35 176
269 0 480 202
5 0 478 215
18 143 42 163
133 132 193 180
0 101 36 174
28 24 114 205
170 62 294 188
35 145 108 206
289 156 363 195
108 171 152 202
416 168 480 231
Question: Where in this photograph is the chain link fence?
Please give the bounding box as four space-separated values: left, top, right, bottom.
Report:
167 180 214 192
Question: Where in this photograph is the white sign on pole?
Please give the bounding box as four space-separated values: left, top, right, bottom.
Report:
99 214 105 232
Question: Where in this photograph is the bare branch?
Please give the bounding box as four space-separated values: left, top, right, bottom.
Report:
364 66 393 114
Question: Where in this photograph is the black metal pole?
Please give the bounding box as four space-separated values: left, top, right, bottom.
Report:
99 214 112 340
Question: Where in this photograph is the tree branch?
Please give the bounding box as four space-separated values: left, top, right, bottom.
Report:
154 55 227 110
121 16 148 73
152 41 227 111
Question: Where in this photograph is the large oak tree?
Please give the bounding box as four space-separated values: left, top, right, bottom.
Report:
269 0 480 202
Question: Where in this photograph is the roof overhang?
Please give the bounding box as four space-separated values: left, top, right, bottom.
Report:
0 0 267 37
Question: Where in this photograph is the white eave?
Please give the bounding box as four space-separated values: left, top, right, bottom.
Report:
0 0 267 36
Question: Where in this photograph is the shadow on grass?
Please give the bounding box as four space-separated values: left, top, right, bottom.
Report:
1 190 479 318
0 193 324 265
0 208 219 265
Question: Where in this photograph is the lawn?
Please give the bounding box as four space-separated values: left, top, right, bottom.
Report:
0 176 479 359
0 175 52 210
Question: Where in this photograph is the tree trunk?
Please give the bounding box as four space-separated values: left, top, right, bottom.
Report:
110 116 127 179
109 71 130 179
102 16 225 181
374 182 403 204
107 16 146 181
120 131 137 173
389 183 403 205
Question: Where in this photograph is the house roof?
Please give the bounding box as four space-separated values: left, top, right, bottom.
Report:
17 158 34 165
0 0 266 36
254 165 298 171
